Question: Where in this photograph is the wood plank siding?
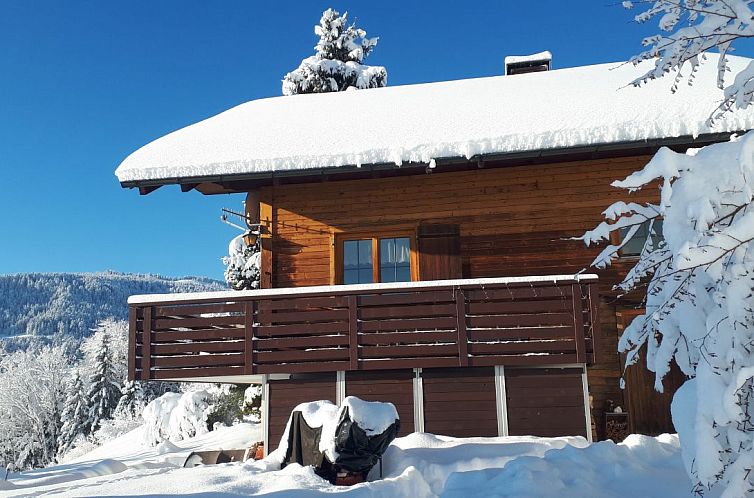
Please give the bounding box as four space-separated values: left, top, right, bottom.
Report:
257 156 658 439
505 367 588 438
268 373 336 448
422 367 498 438
617 310 687 435
346 370 415 436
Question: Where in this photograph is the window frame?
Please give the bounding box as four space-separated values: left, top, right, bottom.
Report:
334 230 418 285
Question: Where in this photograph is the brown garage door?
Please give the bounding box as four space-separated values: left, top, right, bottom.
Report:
506 367 587 437
423 367 498 437
346 370 414 435
268 373 336 449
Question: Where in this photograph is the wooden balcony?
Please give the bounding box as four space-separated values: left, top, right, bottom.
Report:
127 275 599 382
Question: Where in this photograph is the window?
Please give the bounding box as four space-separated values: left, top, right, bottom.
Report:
617 219 664 257
338 233 415 284
343 239 374 284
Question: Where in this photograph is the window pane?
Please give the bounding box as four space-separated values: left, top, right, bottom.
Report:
344 269 359 285
395 238 410 263
379 237 411 283
359 268 373 284
619 220 663 257
343 239 373 284
381 265 396 283
380 238 395 265
395 265 411 282
359 240 372 266
344 240 359 269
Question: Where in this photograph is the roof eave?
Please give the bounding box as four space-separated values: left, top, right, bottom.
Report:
118 131 742 194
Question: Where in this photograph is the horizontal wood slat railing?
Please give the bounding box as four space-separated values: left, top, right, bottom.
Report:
127 275 599 381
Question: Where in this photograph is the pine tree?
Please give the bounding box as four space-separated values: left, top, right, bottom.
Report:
84 331 120 435
282 8 387 95
115 380 144 419
57 369 88 457
222 234 260 291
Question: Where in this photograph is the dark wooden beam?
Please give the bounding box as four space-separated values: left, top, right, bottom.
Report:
180 183 199 193
138 185 161 195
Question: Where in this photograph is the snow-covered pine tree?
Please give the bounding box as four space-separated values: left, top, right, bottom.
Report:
282 8 387 95
114 380 144 419
222 234 260 290
84 328 121 435
57 369 88 458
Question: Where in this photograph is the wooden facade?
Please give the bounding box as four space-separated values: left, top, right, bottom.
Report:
251 155 661 439
126 152 684 446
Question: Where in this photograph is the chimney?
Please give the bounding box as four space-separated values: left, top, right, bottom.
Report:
504 51 552 75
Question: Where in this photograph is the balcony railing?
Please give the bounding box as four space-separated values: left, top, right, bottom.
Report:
127 275 599 381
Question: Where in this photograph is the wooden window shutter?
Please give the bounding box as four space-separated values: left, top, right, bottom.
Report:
417 224 462 281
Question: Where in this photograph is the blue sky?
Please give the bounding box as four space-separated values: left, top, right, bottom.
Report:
0 1 661 281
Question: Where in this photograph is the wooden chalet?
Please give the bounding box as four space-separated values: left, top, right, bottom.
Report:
116 54 754 451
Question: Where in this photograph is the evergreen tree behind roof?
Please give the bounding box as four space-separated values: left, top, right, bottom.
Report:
282 8 387 95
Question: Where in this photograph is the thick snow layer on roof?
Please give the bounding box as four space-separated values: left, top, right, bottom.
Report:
504 51 552 66
115 55 754 183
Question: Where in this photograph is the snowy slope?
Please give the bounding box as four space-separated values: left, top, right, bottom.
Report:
2 426 704 497
0 271 224 349
116 54 754 183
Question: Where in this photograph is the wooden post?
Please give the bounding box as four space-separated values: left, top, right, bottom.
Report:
128 307 136 382
244 301 256 375
572 284 586 363
259 190 274 289
455 289 469 367
141 306 152 380
348 295 359 370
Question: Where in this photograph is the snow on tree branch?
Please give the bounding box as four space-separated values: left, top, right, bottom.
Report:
625 0 754 121
581 132 754 496
282 8 387 95
222 234 260 291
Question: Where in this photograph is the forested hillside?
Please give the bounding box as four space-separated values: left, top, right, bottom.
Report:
0 271 224 350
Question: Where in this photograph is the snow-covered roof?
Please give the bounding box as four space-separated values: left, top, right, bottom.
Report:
504 51 552 66
115 55 754 185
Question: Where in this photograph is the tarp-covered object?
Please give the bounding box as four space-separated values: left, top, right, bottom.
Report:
330 404 400 475
283 412 328 470
281 397 399 482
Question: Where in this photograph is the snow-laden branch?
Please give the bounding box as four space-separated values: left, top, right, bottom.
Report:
582 131 754 496
625 0 754 121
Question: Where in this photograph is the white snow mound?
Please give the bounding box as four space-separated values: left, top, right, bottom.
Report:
4 430 701 497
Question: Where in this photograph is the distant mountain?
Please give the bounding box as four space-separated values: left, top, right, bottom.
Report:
0 271 225 351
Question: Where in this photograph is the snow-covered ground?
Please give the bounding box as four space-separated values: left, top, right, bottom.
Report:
1 423 703 497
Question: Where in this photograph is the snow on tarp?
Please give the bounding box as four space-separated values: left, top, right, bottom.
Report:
274 400 340 462
342 396 399 436
115 54 754 184
274 398 399 464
